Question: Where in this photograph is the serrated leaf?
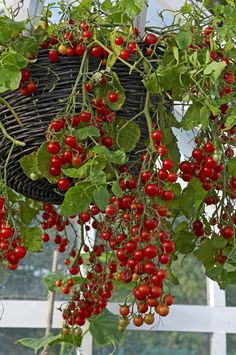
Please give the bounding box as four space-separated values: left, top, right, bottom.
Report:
37 142 58 183
93 145 127 164
176 30 192 49
21 226 42 252
114 118 141 152
93 186 109 211
75 126 100 140
111 181 123 198
60 184 94 217
89 309 124 345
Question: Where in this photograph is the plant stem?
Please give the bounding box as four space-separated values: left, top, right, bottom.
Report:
144 91 155 151
40 250 59 355
59 342 66 355
0 96 23 126
0 122 25 146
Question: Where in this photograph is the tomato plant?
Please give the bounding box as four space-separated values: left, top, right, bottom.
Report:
0 0 235 353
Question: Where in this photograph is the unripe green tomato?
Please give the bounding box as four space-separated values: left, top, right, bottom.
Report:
30 172 39 180
213 151 222 163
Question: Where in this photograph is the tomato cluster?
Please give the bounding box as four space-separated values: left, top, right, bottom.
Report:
19 69 37 96
0 196 27 269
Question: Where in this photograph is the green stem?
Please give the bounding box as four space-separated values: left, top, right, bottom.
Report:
71 48 89 98
94 39 144 76
59 342 66 355
0 122 25 146
0 96 23 127
144 91 155 152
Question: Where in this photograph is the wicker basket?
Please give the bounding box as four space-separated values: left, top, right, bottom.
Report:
0 49 148 204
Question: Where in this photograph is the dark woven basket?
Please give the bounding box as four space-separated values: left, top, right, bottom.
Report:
0 49 148 204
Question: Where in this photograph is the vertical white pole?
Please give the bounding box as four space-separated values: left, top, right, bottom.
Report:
77 322 93 355
134 5 148 37
207 278 227 355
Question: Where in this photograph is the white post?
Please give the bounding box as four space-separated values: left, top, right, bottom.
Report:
78 322 93 355
207 278 227 355
134 4 148 37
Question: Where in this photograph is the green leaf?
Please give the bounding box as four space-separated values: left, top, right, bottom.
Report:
16 333 82 352
211 236 228 249
180 4 193 14
175 231 196 254
21 226 42 252
174 221 189 233
16 335 58 353
89 309 124 345
187 178 207 209
181 102 202 130
194 239 215 268
163 128 180 169
143 72 160 94
93 186 110 211
62 163 90 179
43 271 64 292
90 167 106 183
19 152 41 179
180 185 196 218
0 64 21 93
119 0 146 19
19 202 38 225
173 46 179 63
165 112 181 128
60 184 94 217
200 105 210 129
93 145 127 164
114 118 141 152
224 114 236 130
226 157 236 176
166 269 180 285
37 142 58 183
12 37 38 58
175 30 192 49
0 17 25 44
8 50 28 69
203 61 227 80
75 126 100 140
111 181 123 198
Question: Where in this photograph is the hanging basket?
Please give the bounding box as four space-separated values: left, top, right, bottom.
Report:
0 49 149 204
